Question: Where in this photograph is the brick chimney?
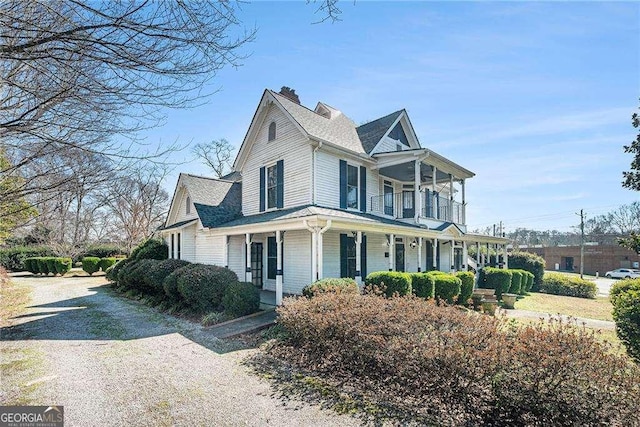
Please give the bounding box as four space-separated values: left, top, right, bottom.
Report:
278 86 300 104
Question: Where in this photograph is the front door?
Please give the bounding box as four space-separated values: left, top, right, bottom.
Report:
395 241 405 272
251 242 263 288
564 257 574 271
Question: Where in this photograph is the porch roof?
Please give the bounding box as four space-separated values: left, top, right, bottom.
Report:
160 218 197 231
208 204 508 244
373 148 475 181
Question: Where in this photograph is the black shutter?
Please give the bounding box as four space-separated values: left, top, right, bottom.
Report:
276 160 284 209
259 166 266 212
360 235 367 279
339 160 347 209
340 233 348 278
359 166 366 212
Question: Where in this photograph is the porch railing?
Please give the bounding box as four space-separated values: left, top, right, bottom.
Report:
369 191 464 224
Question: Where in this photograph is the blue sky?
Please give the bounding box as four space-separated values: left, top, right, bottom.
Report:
139 1 639 233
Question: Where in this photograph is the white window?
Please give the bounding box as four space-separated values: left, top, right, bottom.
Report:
267 164 278 209
268 122 276 141
347 164 359 209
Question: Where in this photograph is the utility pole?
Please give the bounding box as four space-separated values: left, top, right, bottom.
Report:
579 209 585 279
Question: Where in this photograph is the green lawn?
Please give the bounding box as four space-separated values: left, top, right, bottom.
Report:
515 292 613 321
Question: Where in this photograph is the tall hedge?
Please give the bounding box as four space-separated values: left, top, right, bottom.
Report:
410 273 435 299
455 271 475 305
610 279 640 362
427 272 462 304
508 270 524 295
130 238 168 261
484 267 512 300
24 257 71 276
365 271 412 297
176 264 238 313
0 246 57 271
508 252 545 291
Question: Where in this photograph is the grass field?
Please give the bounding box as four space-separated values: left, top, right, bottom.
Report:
515 292 613 321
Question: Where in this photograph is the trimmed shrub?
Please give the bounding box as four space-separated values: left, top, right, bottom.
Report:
410 273 435 299
508 252 545 291
120 259 158 292
75 244 127 263
0 246 57 271
508 270 523 295
54 258 72 275
130 238 168 261
540 273 597 299
163 264 193 303
82 257 101 276
38 257 51 275
143 259 191 296
427 272 462 304
364 271 412 297
223 281 261 316
99 257 117 272
455 271 475 305
302 278 359 298
521 271 534 294
177 264 238 313
610 278 640 303
273 292 640 426
610 279 640 362
107 258 130 282
484 268 512 300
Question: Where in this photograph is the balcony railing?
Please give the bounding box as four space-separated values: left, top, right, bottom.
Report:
370 191 464 224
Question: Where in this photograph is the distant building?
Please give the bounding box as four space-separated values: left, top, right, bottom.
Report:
517 244 640 275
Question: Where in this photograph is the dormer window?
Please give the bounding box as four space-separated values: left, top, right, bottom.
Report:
186 196 191 214
268 121 276 141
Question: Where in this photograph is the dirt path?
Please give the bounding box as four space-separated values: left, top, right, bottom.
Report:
0 273 359 427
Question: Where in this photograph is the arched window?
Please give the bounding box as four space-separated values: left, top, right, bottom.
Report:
268 121 276 141
186 196 191 214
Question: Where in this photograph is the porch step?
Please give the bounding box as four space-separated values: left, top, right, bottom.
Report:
207 309 277 339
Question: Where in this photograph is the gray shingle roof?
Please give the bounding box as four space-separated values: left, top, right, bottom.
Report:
269 90 366 154
356 110 404 154
215 204 437 232
179 173 238 206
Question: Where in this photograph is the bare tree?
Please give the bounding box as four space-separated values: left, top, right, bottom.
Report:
191 139 234 178
100 164 170 251
1 0 254 205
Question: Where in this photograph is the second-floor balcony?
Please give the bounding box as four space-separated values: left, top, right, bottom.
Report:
370 191 464 224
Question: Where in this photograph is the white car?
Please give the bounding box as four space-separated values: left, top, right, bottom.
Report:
604 268 640 279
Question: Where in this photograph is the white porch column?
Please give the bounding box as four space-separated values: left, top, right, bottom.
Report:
317 220 331 280
276 230 283 306
245 233 252 283
388 234 395 271
355 231 362 285
486 243 491 267
450 239 455 272
462 241 468 271
414 159 421 221
417 237 423 272
432 238 438 270
476 241 482 268
461 179 466 225
504 244 509 269
223 235 229 269
432 166 437 219
310 230 318 282
449 174 454 222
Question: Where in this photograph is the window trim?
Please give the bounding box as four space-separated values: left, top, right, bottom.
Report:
268 121 277 142
266 163 278 210
346 163 360 211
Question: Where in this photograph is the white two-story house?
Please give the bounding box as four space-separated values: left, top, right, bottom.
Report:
161 87 508 304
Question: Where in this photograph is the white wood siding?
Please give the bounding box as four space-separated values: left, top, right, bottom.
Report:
194 234 226 266
315 150 340 208
322 231 341 279
365 233 390 274
241 104 312 215
374 136 405 154
283 230 312 295
227 235 246 281
180 225 196 263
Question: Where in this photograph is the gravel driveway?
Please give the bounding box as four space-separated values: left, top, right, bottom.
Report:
0 273 358 427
